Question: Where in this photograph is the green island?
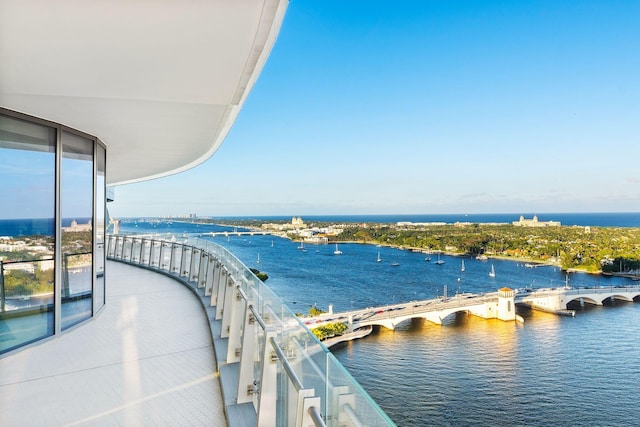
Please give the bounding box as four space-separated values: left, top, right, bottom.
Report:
194 217 640 275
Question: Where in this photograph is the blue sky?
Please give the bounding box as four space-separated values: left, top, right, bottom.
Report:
111 0 640 217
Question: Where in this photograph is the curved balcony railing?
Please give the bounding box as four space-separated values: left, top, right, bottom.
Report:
106 233 395 427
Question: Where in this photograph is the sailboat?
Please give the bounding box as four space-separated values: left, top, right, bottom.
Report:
298 240 307 252
377 251 382 262
489 264 496 278
256 253 260 264
461 259 465 272
271 240 274 247
334 244 342 255
435 253 445 265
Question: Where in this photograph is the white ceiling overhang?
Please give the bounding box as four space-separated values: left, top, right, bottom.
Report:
0 0 288 185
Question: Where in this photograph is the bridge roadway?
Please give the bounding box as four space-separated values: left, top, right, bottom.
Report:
203 230 271 237
304 285 640 332
305 291 508 330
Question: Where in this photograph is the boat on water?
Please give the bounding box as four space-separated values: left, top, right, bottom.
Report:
391 262 399 267
257 253 260 264
377 251 382 262
334 244 342 255
298 240 307 252
461 259 465 272
476 254 488 261
435 253 445 265
489 264 496 277
425 256 431 262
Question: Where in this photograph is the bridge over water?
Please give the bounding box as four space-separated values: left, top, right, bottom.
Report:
305 285 640 336
204 230 272 238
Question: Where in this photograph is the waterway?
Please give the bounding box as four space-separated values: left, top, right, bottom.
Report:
119 219 640 426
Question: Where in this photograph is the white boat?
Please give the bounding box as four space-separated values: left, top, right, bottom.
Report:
435 253 445 265
461 259 465 272
391 262 399 267
334 244 342 255
489 264 496 277
476 254 488 261
256 253 260 264
425 256 431 262
377 251 382 262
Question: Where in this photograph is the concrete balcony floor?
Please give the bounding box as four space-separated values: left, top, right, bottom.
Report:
0 261 226 426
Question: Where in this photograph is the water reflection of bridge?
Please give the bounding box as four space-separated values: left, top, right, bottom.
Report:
305 286 640 337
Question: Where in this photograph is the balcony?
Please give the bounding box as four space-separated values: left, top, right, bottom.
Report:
0 260 224 426
1 234 395 426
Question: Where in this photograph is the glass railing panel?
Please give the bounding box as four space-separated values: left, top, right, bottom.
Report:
106 235 116 258
148 240 159 267
122 237 133 261
160 241 172 271
0 259 55 354
131 238 142 263
180 246 192 277
326 353 396 426
141 239 151 264
115 236 124 258
170 243 182 274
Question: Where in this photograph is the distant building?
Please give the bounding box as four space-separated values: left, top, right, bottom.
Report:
291 216 305 227
62 219 92 232
512 215 560 227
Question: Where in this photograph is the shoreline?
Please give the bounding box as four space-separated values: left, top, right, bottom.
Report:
150 219 639 278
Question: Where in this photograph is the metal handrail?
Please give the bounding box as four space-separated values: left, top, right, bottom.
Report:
0 256 54 266
270 336 304 391
308 406 326 427
249 304 267 330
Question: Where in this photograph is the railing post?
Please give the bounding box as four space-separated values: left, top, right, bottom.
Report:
190 248 200 283
169 243 179 273
198 251 208 288
149 239 156 267
179 245 189 277
127 237 134 261
204 257 216 296
215 267 227 319
226 284 247 363
257 328 278 427
220 275 236 338
237 300 258 405
300 395 322 427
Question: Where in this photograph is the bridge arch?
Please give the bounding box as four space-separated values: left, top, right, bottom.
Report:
601 294 636 305
566 296 602 307
439 309 471 324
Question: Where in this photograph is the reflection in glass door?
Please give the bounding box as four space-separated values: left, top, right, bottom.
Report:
61 131 93 330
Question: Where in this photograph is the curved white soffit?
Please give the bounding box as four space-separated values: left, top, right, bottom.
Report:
0 0 288 185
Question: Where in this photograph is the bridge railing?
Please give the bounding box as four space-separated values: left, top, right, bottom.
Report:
106 233 395 427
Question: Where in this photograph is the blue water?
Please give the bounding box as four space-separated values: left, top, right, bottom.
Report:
208 212 640 227
2 213 639 237
118 218 640 426
0 218 92 237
